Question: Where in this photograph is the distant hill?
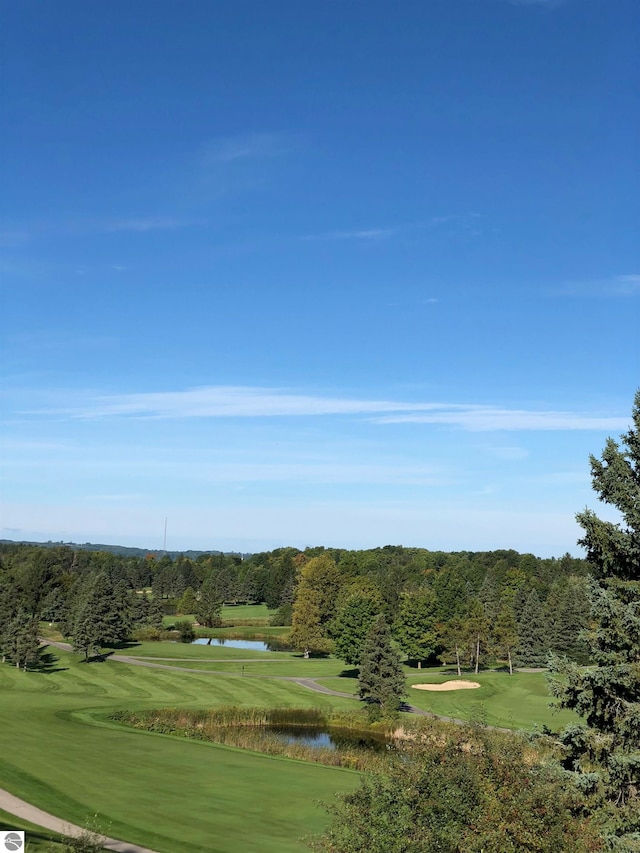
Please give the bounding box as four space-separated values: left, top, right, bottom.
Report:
0 539 247 559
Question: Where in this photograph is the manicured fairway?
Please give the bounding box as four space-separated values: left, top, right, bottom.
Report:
0 807 67 852
404 670 579 731
117 640 289 660
0 648 357 853
0 640 580 853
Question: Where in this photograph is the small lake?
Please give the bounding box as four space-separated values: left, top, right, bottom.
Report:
218 724 390 752
191 638 270 651
269 725 389 752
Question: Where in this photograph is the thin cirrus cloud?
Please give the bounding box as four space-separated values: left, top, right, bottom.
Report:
552 274 640 298
23 385 630 432
102 216 195 233
200 132 292 165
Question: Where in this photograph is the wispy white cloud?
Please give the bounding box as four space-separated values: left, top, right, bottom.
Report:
19 385 630 432
302 213 483 243
304 227 396 242
374 408 627 431
103 216 193 233
200 132 291 164
552 274 640 298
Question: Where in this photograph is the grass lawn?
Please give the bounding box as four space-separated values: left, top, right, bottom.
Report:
404 670 578 731
0 807 70 852
0 648 357 853
115 640 295 660
1 637 580 853
163 604 277 628
139 658 352 677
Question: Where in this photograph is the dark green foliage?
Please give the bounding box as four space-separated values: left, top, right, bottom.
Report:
177 586 197 615
291 555 341 654
515 589 547 668
332 594 380 666
394 589 438 668
493 603 518 674
269 602 293 626
432 568 468 621
549 390 640 848
311 727 603 853
463 597 489 673
194 576 222 627
175 619 195 643
358 615 406 713
1 610 40 669
147 594 164 629
70 572 129 660
545 576 591 662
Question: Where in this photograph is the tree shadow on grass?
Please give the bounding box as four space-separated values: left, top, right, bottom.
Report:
31 649 68 673
338 668 359 679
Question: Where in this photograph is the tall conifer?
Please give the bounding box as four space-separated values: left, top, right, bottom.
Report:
548 390 640 846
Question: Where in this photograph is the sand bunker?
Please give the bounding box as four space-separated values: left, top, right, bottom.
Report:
412 680 480 692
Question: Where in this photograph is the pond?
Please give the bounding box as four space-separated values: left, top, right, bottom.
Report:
268 725 389 752
212 724 390 753
191 638 270 651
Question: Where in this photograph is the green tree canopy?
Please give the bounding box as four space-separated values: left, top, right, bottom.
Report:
358 615 406 714
394 589 438 669
548 389 640 847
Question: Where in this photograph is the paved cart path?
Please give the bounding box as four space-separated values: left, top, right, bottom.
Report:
2 641 510 849
0 787 161 853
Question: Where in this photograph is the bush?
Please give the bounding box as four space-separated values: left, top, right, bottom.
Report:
176 620 196 643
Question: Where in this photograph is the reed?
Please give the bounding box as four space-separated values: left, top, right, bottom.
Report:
109 706 395 771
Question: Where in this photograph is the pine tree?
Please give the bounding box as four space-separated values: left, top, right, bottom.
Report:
195 576 223 627
4 611 40 670
548 390 640 847
358 615 406 714
515 589 547 667
147 594 165 629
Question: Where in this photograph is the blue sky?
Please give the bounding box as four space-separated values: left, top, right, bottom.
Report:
1 0 638 556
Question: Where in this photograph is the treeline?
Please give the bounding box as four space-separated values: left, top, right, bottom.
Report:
0 541 591 669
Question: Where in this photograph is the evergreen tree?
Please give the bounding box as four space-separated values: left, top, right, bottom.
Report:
515 589 547 667
3 611 40 670
548 390 640 847
71 573 129 660
358 615 406 714
177 586 197 615
545 576 591 662
147 594 165 629
195 576 223 627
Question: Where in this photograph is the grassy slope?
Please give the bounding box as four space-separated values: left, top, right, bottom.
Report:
1 619 579 853
403 671 578 730
0 649 357 853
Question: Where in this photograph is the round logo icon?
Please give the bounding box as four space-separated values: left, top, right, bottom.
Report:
4 833 23 852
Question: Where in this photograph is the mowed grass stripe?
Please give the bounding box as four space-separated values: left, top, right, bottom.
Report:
0 652 359 853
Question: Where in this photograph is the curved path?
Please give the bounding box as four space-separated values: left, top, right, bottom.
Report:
41 640 485 723
6 640 506 847
0 787 160 853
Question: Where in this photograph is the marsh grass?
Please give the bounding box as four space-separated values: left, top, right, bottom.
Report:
109 706 394 771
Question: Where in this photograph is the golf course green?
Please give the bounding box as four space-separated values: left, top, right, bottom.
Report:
0 636 577 852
